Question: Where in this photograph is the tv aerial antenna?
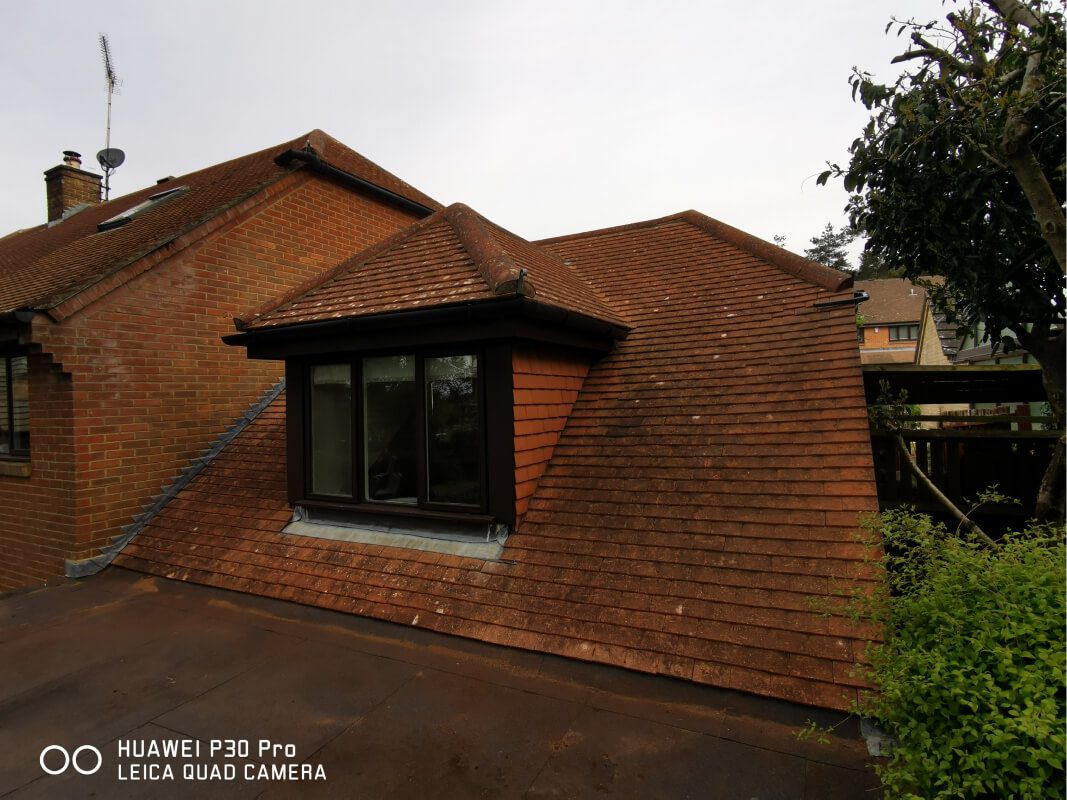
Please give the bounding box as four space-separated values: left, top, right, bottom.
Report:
96 33 125 200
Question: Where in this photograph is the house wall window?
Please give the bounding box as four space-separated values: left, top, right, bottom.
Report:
0 355 29 459
889 324 919 342
425 355 480 506
363 355 417 504
306 351 484 512
310 364 352 497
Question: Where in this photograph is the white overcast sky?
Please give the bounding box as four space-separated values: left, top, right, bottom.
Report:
3 0 949 262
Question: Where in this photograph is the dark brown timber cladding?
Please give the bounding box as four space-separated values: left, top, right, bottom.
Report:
116 213 880 711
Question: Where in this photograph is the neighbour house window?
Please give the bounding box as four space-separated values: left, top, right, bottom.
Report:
0 355 29 459
308 352 484 512
889 324 919 342
857 327 866 344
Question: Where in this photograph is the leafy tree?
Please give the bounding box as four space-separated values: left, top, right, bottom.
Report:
803 222 854 270
820 0 1065 520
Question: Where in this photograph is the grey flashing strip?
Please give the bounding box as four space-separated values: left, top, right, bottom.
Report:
65 378 286 579
282 519 506 561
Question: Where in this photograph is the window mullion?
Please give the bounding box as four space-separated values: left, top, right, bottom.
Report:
477 352 487 512
5 356 13 455
415 356 427 506
353 359 362 501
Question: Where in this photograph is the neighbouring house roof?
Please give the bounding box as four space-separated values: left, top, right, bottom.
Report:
116 208 879 711
915 295 964 364
0 130 441 314
854 278 926 325
237 203 628 331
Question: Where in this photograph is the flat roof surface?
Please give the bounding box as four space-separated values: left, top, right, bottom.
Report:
0 569 878 798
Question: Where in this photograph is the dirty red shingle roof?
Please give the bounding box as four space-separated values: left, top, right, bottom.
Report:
855 278 926 325
241 203 626 330
0 130 440 312
116 210 879 711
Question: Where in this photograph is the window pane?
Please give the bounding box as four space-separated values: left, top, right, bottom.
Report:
310 364 352 497
10 356 28 454
0 358 9 455
425 355 480 506
363 356 417 505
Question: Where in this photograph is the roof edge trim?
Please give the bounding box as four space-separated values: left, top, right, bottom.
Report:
227 295 629 347
275 148 437 217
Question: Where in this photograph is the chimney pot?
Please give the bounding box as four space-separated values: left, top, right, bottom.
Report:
62 150 83 169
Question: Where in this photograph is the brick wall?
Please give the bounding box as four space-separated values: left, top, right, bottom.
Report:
513 344 591 527
0 355 75 589
0 173 421 590
859 324 917 360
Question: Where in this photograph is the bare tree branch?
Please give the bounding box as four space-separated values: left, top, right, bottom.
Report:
892 32 987 78
892 433 996 546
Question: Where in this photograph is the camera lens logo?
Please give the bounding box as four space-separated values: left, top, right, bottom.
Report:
39 745 103 776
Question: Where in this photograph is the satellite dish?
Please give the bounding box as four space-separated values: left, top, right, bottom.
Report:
97 148 126 170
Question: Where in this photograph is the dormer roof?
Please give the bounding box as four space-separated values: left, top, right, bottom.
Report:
238 203 628 332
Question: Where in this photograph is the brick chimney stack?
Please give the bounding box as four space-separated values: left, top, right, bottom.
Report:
44 150 102 222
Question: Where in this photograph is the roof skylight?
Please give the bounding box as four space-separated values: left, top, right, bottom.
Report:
97 185 189 232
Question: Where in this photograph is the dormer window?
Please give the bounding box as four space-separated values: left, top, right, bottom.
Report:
98 186 188 232
307 351 485 513
225 203 629 537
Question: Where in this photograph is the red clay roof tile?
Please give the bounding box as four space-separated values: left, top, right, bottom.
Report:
116 208 879 711
240 203 627 330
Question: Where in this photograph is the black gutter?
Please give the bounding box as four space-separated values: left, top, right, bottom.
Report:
812 290 869 310
274 149 436 217
224 296 629 348
0 310 36 324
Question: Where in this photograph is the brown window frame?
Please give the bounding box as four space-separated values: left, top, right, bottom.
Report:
0 354 29 461
301 347 489 516
889 324 919 342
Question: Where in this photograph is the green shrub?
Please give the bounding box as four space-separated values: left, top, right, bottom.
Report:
858 509 1066 799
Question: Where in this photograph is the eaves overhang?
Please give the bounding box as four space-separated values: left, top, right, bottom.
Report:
224 296 630 360
274 149 438 217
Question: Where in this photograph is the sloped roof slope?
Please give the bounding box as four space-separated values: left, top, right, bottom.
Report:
240 203 626 330
855 278 926 325
0 130 440 313
116 210 879 710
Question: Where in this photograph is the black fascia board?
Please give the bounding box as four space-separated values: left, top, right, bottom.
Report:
274 149 436 217
223 297 629 360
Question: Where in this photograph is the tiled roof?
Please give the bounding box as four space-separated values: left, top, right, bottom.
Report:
239 203 627 330
116 210 879 711
932 310 963 360
0 130 440 313
855 278 926 325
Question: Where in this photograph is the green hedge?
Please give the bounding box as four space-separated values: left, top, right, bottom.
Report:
859 509 1065 799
